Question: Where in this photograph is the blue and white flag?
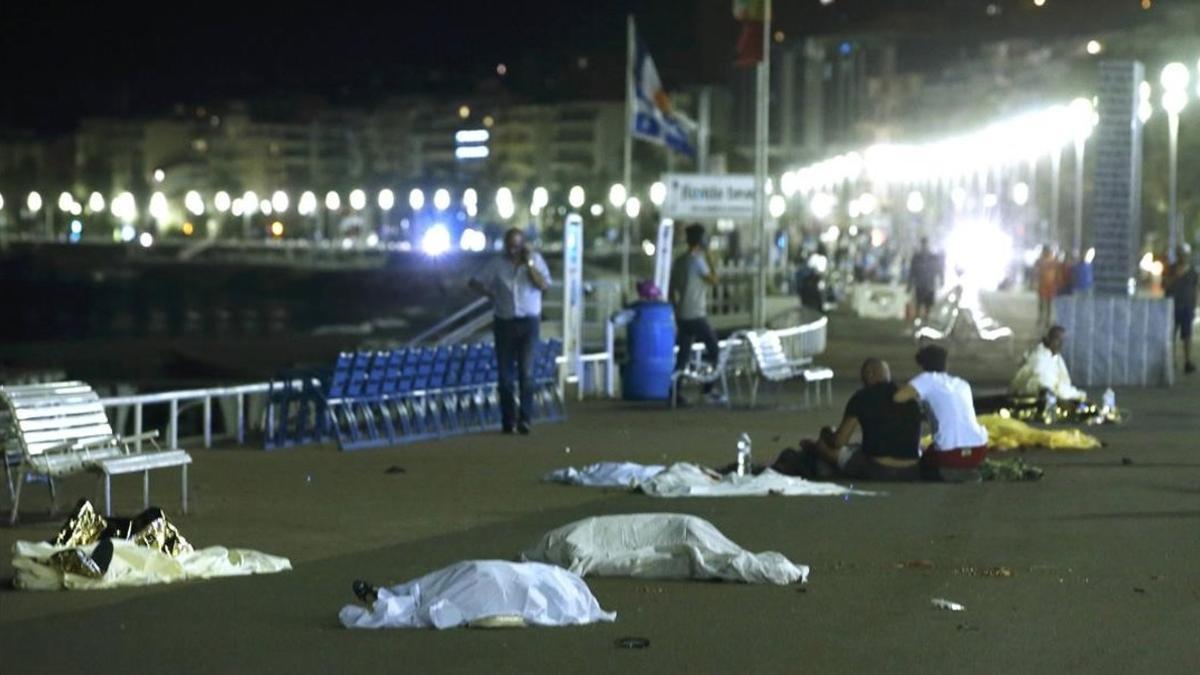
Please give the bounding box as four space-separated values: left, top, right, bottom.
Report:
631 39 696 158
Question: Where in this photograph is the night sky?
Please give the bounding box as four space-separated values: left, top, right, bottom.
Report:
1 0 1149 134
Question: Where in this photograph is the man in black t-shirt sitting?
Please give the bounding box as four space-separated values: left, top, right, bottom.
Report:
769 358 923 481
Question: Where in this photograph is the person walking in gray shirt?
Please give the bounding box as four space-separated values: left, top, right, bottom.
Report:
670 223 721 405
469 228 552 433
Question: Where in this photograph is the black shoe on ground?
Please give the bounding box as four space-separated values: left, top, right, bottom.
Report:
352 579 378 604
517 423 531 435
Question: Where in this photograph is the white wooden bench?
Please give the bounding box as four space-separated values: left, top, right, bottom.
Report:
2 381 192 524
742 330 833 408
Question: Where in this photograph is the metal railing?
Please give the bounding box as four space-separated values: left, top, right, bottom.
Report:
99 382 274 450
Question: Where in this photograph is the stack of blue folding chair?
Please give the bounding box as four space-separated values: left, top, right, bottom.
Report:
292 339 566 452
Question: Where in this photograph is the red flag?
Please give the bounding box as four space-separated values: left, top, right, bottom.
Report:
733 0 765 67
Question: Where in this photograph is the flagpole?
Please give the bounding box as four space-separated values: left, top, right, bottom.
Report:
621 14 635 297
752 0 772 328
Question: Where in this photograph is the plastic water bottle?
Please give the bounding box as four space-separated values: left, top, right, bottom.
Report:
1043 392 1057 424
736 433 752 476
1102 388 1116 411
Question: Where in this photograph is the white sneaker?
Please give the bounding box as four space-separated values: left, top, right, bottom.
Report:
704 391 729 406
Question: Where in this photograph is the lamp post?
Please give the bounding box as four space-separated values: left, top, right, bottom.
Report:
1068 97 1094 256
1161 63 1190 255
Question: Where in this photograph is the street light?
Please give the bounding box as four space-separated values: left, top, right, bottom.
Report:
58 191 75 212
624 196 641 219
349 188 367 211
568 185 585 209
531 187 549 211
1161 62 1190 254
298 191 317 216
433 188 451 211
377 188 395 211
26 191 42 213
1138 81 1154 124
649 181 666 207
149 191 168 222
768 194 787 219
495 187 515 220
214 191 231 213
271 190 289 213
463 188 479 217
185 190 205 216
88 191 105 213
905 190 925 214
608 183 627 208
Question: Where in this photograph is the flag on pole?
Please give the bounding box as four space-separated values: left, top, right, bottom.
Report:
733 0 766 66
631 37 696 158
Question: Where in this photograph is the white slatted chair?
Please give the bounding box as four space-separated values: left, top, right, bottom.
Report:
669 333 742 409
743 330 832 408
2 381 192 524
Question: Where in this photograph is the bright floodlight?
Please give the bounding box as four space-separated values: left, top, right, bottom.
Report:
153 169 165 183
138 231 154 248
433 188 451 211
421 223 452 256
1068 97 1095 140
1086 40 1102 55
625 196 641 219
906 191 925 214
149 192 168 221
1161 62 1190 92
377 188 395 210
27 191 43 213
944 220 1014 291
349 189 367 211
455 129 489 144
809 192 836 220
1085 247 1096 264
242 191 259 214
1034 0 1045 6
57 191 74 212
112 192 136 222
642 239 656 256
88 192 105 212
858 193 879 215
408 188 425 211
70 203 82 216
568 185 586 209
780 171 798 197
260 200 273 216
1012 181 1030 206
119 224 136 242
951 186 968 210
608 183 627 208
0 193 4 210
185 190 205 216
649 181 667 206
531 186 549 210
589 203 604 217
214 191 231 213
298 191 317 216
495 187 515 219
768 194 787 219
271 190 289 213
459 228 486 252
230 198 244 217
463 188 479 208
325 191 341 211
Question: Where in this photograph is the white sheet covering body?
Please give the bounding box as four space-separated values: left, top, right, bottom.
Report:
543 462 666 487
13 540 292 590
522 513 809 585
339 560 616 630
639 463 867 498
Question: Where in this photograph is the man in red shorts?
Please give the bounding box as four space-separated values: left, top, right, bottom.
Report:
894 345 989 482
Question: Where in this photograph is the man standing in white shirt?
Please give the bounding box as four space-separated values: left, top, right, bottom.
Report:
469 228 552 434
669 223 721 406
894 345 989 481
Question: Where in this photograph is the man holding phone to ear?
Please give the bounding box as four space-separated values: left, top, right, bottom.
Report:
469 227 552 434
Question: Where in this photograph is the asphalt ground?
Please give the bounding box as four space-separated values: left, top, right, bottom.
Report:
2 295 1198 674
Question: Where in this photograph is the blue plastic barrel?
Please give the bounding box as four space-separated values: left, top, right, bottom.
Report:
622 301 677 400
